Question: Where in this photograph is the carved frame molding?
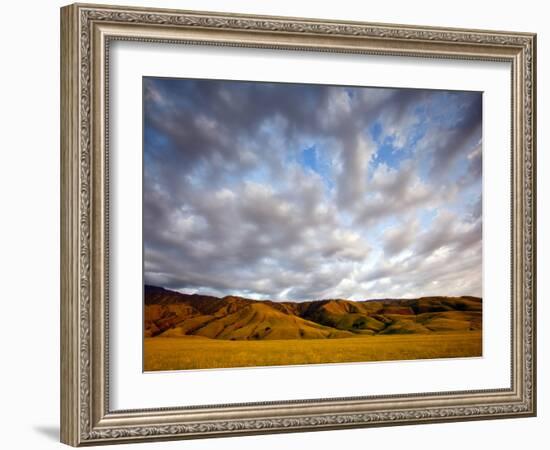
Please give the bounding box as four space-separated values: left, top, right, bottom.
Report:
61 3 536 446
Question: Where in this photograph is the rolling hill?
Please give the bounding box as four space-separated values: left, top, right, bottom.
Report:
144 285 482 340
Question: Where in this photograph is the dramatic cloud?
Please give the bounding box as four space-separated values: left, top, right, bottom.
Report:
143 77 482 300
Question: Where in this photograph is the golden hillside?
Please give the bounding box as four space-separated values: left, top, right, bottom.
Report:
144 285 482 340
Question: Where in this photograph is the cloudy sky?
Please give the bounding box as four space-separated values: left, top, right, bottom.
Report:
143 77 482 301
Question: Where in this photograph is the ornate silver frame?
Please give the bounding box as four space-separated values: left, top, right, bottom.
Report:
60 3 536 446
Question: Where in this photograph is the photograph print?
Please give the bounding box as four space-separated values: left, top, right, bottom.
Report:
143 77 483 372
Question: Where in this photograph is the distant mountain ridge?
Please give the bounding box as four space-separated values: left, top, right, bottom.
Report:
144 285 482 339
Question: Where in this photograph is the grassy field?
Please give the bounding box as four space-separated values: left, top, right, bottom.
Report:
144 331 482 371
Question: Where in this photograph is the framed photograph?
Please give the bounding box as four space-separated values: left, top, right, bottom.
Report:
60 3 536 446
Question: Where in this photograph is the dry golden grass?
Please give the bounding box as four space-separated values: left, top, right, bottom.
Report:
144 331 482 371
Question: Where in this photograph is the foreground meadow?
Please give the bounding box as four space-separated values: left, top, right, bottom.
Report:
144 331 482 371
